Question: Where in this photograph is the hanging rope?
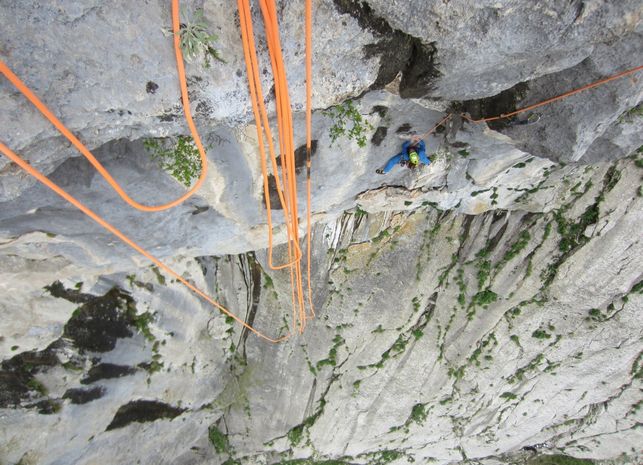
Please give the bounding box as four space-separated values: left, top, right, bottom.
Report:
237 0 315 334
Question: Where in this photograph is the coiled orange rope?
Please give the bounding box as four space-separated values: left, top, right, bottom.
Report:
237 0 315 334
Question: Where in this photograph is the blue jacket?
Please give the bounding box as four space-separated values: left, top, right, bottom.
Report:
382 140 430 173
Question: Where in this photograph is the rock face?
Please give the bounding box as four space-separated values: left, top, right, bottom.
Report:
0 1 642 465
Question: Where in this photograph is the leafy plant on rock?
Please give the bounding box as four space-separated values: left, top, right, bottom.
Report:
323 100 374 148
144 136 202 187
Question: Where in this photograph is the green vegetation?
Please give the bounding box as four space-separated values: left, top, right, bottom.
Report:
458 149 469 157
371 228 391 244
587 308 606 322
471 289 498 307
476 260 491 288
554 201 599 253
144 136 202 187
532 329 551 339
126 309 155 342
316 335 345 369
208 425 230 454
354 206 368 219
165 9 225 67
323 100 374 148
448 365 465 380
409 403 428 425
603 166 621 192
287 424 305 446
411 329 424 340
371 324 385 334
526 454 594 465
500 391 517 400
630 279 643 294
618 103 642 123
468 333 497 366
508 353 544 383
26 378 48 396
365 450 404 465
501 230 531 264
286 399 327 448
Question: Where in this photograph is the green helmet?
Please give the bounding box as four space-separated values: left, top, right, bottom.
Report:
409 150 419 166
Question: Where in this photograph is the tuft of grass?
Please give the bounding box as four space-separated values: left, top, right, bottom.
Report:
500 391 517 400
164 9 225 67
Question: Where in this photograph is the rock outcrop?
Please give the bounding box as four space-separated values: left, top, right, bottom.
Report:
0 1 641 465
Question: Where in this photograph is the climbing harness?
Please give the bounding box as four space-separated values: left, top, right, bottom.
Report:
0 0 316 343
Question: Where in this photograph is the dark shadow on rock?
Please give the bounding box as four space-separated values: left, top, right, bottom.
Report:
262 141 318 211
458 82 530 131
333 0 439 97
63 386 106 404
33 399 62 415
0 342 61 408
62 287 138 353
81 363 137 385
44 281 95 304
106 400 185 431
371 126 388 146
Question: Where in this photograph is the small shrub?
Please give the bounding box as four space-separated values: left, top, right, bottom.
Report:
472 289 498 307
323 100 374 148
409 403 428 424
144 136 202 187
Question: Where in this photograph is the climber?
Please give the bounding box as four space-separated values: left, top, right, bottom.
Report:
375 134 430 174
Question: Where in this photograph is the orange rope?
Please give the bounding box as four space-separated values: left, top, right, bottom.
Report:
238 0 315 334
462 64 643 123
305 0 315 319
237 0 301 271
0 0 208 212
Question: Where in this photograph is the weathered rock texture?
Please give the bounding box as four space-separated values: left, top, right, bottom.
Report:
0 1 642 465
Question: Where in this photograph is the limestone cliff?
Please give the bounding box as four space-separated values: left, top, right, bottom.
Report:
0 1 641 465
